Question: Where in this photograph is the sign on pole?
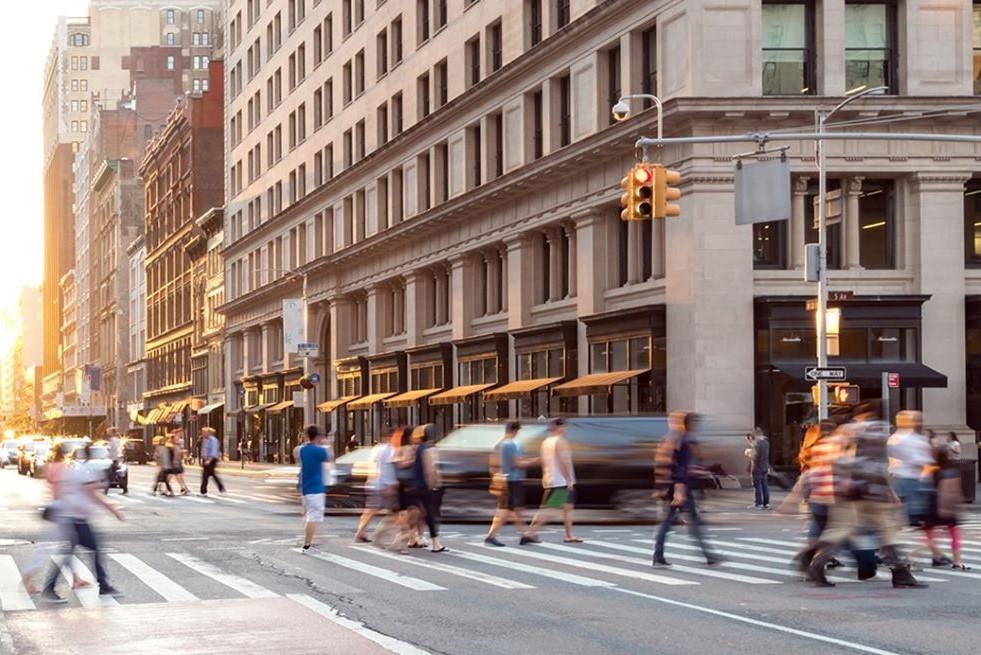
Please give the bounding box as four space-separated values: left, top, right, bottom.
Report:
888 372 900 388
804 366 847 382
297 342 320 357
812 189 843 227
282 299 304 354
734 158 791 225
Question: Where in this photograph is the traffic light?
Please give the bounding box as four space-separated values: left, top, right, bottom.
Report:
619 164 654 221
653 165 682 218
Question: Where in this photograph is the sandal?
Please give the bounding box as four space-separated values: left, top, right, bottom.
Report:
430 546 448 553
952 564 972 571
563 538 584 543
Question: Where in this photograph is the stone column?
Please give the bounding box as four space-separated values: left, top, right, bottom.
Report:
450 255 474 341
565 223 578 297
911 173 974 458
327 299 345 434
498 245 508 312
791 176 809 269
223 333 237 454
505 234 533 330
546 228 563 301
403 270 424 345
573 208 606 415
365 285 383 355
818 0 846 96
845 176 864 269
260 323 272 373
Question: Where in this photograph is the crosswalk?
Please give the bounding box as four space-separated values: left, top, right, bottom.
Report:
111 490 289 506
3 528 979 613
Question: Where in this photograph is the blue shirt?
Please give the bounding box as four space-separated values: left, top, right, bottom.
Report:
202 435 220 460
500 440 523 481
299 443 329 495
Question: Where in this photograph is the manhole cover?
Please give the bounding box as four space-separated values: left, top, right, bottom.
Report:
0 539 30 547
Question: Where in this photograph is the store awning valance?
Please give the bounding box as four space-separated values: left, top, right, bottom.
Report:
266 399 294 414
482 377 563 401
772 362 947 388
428 383 497 406
151 405 172 424
197 402 224 416
317 397 358 413
384 388 442 407
243 403 275 414
348 392 397 410
552 369 650 397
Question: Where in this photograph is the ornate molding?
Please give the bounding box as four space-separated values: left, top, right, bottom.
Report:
846 176 865 195
793 176 810 194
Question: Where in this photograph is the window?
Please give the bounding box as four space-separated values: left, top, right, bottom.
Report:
166 32 176 46
203 32 210 45
805 179 843 270
556 0 570 28
434 59 448 107
530 89 543 159
468 123 481 189
166 9 175 25
377 103 389 145
752 221 788 269
196 9 205 24
466 36 481 88
418 72 431 118
845 2 896 93
492 111 504 178
355 119 365 161
377 29 388 78
762 2 815 95
298 43 306 81
166 55 175 71
343 60 353 103
324 78 334 119
642 26 657 100
558 74 571 147
967 179 981 266
488 21 503 73
354 49 365 96
858 179 895 269
298 103 307 142
418 0 430 44
354 0 365 26
392 92 404 135
607 46 621 126
527 0 542 48
343 129 353 168
974 3 981 95
324 13 333 54
391 16 403 64
435 0 447 30
314 24 323 64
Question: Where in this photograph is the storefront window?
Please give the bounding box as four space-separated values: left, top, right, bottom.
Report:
753 221 787 269
845 2 895 93
869 327 916 361
370 368 398 393
859 180 895 269
591 336 652 372
338 374 362 397
459 355 497 385
966 179 981 267
516 348 563 379
771 329 816 359
410 363 443 389
835 328 867 361
806 180 842 269
762 2 814 95
591 342 609 374
629 336 651 369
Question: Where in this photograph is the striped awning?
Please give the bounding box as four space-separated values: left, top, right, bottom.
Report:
428 384 497 405
243 403 275 414
317 397 358 413
552 369 650 397
384 388 442 407
347 392 397 410
482 377 563 401
266 399 295 414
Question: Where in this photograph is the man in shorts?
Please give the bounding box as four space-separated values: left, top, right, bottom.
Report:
526 418 581 544
298 425 330 551
485 422 534 547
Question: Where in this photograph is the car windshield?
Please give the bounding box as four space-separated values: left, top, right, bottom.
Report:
82 446 109 460
437 424 548 450
335 448 375 465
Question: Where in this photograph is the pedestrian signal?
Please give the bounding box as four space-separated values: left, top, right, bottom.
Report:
620 164 654 221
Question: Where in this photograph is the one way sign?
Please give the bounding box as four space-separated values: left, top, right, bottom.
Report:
805 366 847 382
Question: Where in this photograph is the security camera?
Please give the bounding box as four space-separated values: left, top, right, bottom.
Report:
611 100 631 122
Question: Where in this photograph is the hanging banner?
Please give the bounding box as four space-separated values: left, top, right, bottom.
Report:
282 298 304 355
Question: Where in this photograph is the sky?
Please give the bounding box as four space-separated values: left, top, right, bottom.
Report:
0 0 89 315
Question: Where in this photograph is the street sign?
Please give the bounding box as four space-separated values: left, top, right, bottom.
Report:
804 366 847 382
888 372 900 388
806 291 855 312
297 342 320 357
308 373 321 384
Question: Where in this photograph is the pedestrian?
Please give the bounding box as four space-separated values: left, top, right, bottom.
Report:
947 432 962 459
106 427 124 494
40 443 125 603
526 418 581 544
808 403 927 588
347 434 359 454
152 436 174 496
412 424 447 553
372 427 411 550
751 427 771 510
484 422 534 547
355 429 399 543
238 437 247 469
170 430 190 495
785 421 842 574
887 410 934 527
921 446 970 570
298 425 330 551
199 427 226 496
652 411 721 568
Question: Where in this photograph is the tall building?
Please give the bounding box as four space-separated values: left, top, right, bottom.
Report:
140 62 224 434
126 235 147 434
41 0 223 420
221 1 981 463
1 288 43 426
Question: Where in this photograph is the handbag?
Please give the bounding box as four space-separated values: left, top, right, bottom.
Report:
489 472 507 497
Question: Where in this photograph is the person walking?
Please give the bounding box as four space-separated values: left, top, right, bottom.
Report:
412 424 447 553
152 436 174 496
40 444 125 602
786 421 842 575
484 422 534 547
106 428 124 494
947 432 962 459
355 429 397 543
526 418 581 544
199 427 226 496
925 446 970 570
751 428 771 510
652 411 720 568
298 425 330 551
887 410 934 527
170 430 190 495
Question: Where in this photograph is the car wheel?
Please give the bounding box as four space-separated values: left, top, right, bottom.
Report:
614 489 660 521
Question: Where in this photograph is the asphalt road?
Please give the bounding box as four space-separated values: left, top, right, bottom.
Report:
2 464 980 655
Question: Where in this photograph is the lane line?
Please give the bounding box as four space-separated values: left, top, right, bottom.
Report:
587 540 804 580
58 556 120 608
349 546 534 590
108 554 198 602
296 549 446 591
536 542 779 585
166 553 278 599
446 549 615 587
0 555 35 611
288 594 431 655
467 543 696 586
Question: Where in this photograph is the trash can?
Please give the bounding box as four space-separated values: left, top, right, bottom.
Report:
957 459 976 503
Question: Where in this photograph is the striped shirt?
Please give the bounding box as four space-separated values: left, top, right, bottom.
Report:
805 437 840 505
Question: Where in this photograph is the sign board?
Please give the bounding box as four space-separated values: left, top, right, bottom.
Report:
282 299 305 355
888 372 900 389
297 342 320 357
806 291 855 312
805 366 847 382
812 189 843 228
734 158 792 225
293 391 306 409
308 373 321 384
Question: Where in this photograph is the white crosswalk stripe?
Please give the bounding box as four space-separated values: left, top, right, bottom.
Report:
297 548 446 591
207 494 248 504
0 554 35 611
587 540 807 579
349 545 534 589
447 549 615 587
167 552 278 599
174 494 215 504
108 554 198 602
56 556 120 608
112 494 143 504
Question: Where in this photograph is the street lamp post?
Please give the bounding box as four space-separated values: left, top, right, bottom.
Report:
814 85 887 420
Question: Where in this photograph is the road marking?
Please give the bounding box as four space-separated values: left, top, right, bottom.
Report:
447 549 615 587
288 594 431 655
536 542 779 585
208 494 248 505
611 586 903 655
250 492 290 503
228 492 287 504
137 493 170 503
166 553 278 599
296 549 445 591
469 543 696 586
591 529 633 533
112 494 143 504
175 494 215 504
588 540 804 579
0 555 35 611
350 546 534 590
57 556 120 608
108 554 198 602
897 539 981 556
161 537 210 542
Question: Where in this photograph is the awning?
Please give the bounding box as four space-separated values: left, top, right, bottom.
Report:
772 362 947 388
384 388 442 407
348 392 397 410
317 397 358 413
243 403 275 414
483 377 563 401
552 369 650 397
197 402 224 416
266 399 295 414
151 405 172 424
429 383 497 406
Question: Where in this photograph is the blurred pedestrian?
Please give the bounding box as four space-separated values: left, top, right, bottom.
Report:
347 435 360 454
411 424 446 552
751 427 771 510
652 412 720 568
526 418 580 544
786 421 842 574
485 422 534 547
41 443 125 602
106 427 123 494
355 429 398 543
298 425 330 551
887 410 933 527
199 427 225 496
170 430 190 495
152 435 174 496
808 403 926 588
923 447 970 570
947 432 962 459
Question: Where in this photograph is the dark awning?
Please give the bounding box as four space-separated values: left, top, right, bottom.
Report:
772 362 947 388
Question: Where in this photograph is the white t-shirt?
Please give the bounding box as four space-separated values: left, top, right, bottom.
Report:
887 429 934 479
541 435 575 489
108 436 121 461
60 465 99 520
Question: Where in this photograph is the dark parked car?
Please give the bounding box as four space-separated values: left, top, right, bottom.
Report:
122 438 148 465
29 444 51 478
